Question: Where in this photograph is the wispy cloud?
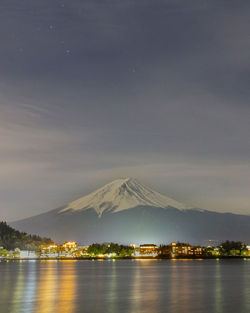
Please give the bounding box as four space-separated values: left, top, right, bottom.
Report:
0 0 249 220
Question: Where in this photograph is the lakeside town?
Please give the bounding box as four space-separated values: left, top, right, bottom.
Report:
1 240 250 260
1 221 250 260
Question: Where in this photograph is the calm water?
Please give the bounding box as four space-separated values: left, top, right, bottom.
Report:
0 259 250 313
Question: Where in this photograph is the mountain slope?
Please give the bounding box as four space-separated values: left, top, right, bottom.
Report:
59 178 187 216
11 178 250 245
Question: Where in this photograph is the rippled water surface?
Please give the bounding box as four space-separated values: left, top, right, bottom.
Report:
0 259 250 313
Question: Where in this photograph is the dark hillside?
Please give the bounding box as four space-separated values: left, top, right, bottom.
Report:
0 221 53 250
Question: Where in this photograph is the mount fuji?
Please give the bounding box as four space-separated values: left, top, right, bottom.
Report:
59 178 187 216
11 178 250 245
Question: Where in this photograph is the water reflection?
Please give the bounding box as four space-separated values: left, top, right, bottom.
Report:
35 262 58 313
130 261 142 313
0 262 11 310
92 261 105 312
169 260 207 313
169 260 179 312
179 262 192 313
35 261 77 313
22 262 37 313
130 260 159 313
10 263 25 313
243 260 250 312
1 260 250 313
57 261 77 313
214 261 222 313
107 260 117 313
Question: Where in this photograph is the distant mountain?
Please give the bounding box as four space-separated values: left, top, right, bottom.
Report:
0 221 53 250
11 178 250 245
59 178 187 215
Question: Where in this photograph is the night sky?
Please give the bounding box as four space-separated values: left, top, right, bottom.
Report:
0 0 249 221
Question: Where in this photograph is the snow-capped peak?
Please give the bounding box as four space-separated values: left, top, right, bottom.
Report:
59 178 187 216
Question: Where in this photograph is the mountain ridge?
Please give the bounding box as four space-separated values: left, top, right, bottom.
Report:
11 178 250 245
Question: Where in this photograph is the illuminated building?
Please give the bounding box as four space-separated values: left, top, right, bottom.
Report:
40 244 58 257
192 246 202 256
62 242 77 250
139 244 159 256
170 243 202 257
40 242 80 258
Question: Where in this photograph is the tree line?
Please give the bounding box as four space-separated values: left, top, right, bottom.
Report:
88 243 134 257
0 221 53 250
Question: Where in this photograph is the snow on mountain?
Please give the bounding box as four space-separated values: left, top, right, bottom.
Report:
59 178 187 216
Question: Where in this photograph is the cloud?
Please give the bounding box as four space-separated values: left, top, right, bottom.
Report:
0 0 249 220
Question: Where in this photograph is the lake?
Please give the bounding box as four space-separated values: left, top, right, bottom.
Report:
0 259 250 313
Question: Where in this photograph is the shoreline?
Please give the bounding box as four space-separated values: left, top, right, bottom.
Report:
1 256 250 261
